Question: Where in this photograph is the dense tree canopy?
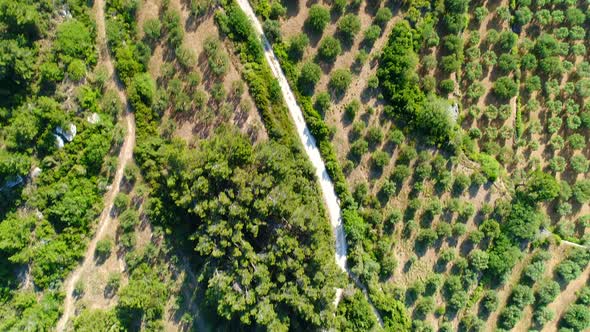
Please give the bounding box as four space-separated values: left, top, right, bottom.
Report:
146 128 341 330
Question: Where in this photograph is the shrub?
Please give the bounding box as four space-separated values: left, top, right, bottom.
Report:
372 151 390 170
364 25 381 46
306 4 330 32
439 79 455 94
510 284 534 309
114 193 129 212
263 19 282 43
349 139 368 161
481 291 498 313
314 92 331 115
175 45 196 70
329 68 352 94
533 307 554 327
499 305 522 330
288 33 309 60
203 37 229 77
95 239 113 260
119 209 139 232
298 62 321 92
318 36 341 61
345 100 360 120
562 304 590 331
493 76 518 99
366 127 384 147
337 14 361 41
143 19 162 41
573 179 590 204
417 229 438 246
67 59 86 81
106 273 121 293
374 8 392 27
388 129 405 145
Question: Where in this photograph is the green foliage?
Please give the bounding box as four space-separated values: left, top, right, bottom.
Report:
562 304 590 331
337 290 377 331
378 21 456 146
493 76 518 99
73 309 122 332
148 129 340 330
55 19 95 64
573 179 590 203
298 61 321 93
318 36 342 61
337 14 361 41
287 33 309 60
143 18 162 41
536 279 560 305
117 264 167 327
525 170 560 202
95 239 112 260
329 68 352 94
306 4 330 32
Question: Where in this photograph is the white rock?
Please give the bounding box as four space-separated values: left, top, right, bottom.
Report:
31 167 42 178
54 134 64 149
448 103 459 122
55 123 77 142
86 112 100 124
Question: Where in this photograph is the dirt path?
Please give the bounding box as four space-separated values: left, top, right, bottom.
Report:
55 0 136 330
234 0 383 325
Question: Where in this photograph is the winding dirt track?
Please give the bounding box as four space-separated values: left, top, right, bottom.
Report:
234 0 383 325
55 0 136 329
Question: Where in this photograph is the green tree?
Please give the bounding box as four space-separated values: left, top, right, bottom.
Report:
493 76 518 99
306 4 330 32
573 179 590 203
329 68 352 94
318 36 342 61
298 62 321 92
337 290 377 331
337 14 361 41
143 19 162 41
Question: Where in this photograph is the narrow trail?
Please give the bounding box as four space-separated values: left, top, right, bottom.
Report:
55 0 136 329
234 0 383 325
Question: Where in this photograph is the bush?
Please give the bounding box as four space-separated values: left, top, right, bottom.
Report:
364 25 381 46
499 305 522 330
536 279 560 305
119 209 139 232
114 193 129 212
143 19 162 41
298 62 321 92
345 100 360 120
573 179 590 203
374 7 392 27
533 307 554 327
329 68 352 94
314 92 331 115
129 73 156 106
175 45 197 70
562 304 590 331
439 79 455 94
95 239 112 260
306 4 330 32
372 151 389 170
263 19 282 43
493 76 518 99
288 33 309 60
510 284 534 309
337 14 361 41
481 290 498 313
67 59 86 81
318 36 341 61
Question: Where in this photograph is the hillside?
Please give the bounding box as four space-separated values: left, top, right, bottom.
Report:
1 0 589 331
